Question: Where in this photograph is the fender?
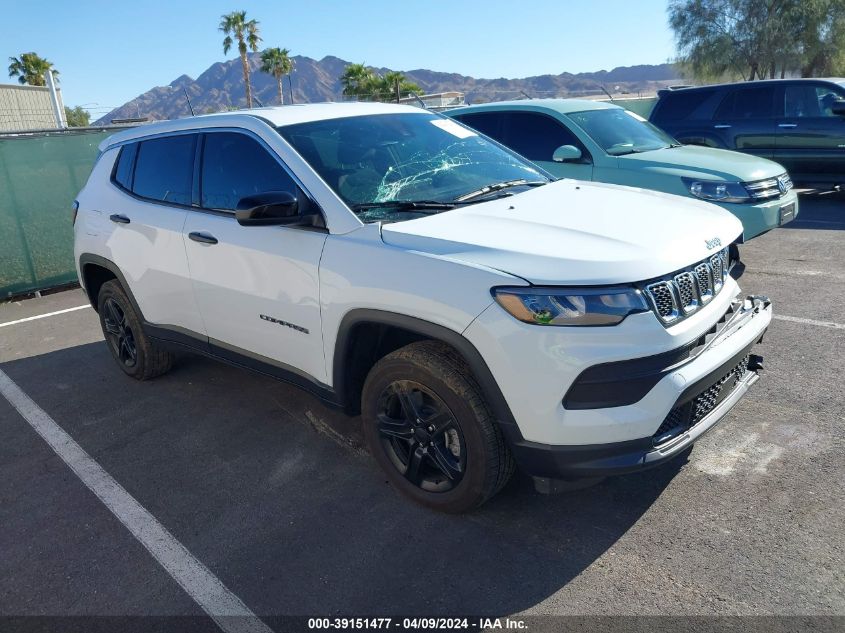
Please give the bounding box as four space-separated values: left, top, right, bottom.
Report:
78 253 145 318
332 309 524 441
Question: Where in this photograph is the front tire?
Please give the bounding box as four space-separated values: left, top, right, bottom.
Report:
362 341 514 512
97 280 174 380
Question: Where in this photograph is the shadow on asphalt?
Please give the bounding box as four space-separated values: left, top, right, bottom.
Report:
1 340 690 617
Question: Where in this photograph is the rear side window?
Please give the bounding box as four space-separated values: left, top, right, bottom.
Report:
112 143 137 191
200 132 297 210
653 89 715 121
132 135 196 206
714 87 775 119
500 112 583 162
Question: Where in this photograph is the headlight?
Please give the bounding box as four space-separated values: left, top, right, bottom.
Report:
493 287 649 326
682 177 751 203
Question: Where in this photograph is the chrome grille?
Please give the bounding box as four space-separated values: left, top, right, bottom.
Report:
743 172 793 200
674 272 698 313
710 252 725 292
643 247 729 326
646 281 678 320
694 263 714 303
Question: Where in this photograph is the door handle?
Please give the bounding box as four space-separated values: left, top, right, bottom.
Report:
188 231 218 245
713 124 732 129
109 214 130 224
778 123 798 128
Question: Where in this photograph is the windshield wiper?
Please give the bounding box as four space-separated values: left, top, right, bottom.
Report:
454 179 547 202
351 200 456 213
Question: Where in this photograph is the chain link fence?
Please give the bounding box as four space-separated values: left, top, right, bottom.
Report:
0 127 124 298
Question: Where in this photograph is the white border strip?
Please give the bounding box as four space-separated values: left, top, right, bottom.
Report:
0 304 90 328
773 314 845 330
0 368 273 633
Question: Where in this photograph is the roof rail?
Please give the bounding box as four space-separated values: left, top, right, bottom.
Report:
657 85 696 98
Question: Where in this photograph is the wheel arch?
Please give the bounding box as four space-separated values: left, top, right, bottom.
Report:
332 310 522 439
78 253 144 319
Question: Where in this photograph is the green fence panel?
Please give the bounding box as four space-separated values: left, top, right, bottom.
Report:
613 97 657 118
0 129 116 298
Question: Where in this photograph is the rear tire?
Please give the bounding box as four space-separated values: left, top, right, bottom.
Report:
97 280 173 380
362 341 514 512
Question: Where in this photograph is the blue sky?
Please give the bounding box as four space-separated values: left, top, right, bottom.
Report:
0 0 676 118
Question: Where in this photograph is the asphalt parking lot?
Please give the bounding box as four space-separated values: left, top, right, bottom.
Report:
0 190 843 631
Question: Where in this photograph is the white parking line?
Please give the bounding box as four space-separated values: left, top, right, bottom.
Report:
0 368 273 633
0 304 91 328
773 314 845 330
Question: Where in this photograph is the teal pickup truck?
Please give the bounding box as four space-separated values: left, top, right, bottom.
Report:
448 99 799 241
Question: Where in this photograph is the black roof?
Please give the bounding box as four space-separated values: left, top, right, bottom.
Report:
658 78 845 97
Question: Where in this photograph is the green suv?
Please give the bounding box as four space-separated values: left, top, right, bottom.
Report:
448 99 799 241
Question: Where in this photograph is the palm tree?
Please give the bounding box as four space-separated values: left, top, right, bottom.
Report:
382 71 422 103
219 11 262 108
260 47 293 105
340 64 421 102
340 63 376 99
8 52 58 86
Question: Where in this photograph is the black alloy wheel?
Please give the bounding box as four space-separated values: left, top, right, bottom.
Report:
362 341 514 512
96 279 173 380
376 380 465 492
102 297 137 368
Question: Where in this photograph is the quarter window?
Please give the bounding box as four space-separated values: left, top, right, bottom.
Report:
112 143 137 191
200 132 296 210
132 135 196 206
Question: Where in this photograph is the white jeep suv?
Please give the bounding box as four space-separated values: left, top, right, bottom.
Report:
73 103 772 512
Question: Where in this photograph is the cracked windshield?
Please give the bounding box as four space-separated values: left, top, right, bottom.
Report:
279 113 549 223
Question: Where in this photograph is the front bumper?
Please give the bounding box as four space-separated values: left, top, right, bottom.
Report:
464 289 772 479
506 325 764 479
720 189 799 241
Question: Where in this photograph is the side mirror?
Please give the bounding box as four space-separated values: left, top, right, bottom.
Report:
832 101 845 116
236 191 308 226
552 144 582 163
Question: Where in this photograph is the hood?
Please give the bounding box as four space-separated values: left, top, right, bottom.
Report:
380 179 743 285
618 145 784 182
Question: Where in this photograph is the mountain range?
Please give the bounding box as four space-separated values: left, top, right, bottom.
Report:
96 54 681 124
